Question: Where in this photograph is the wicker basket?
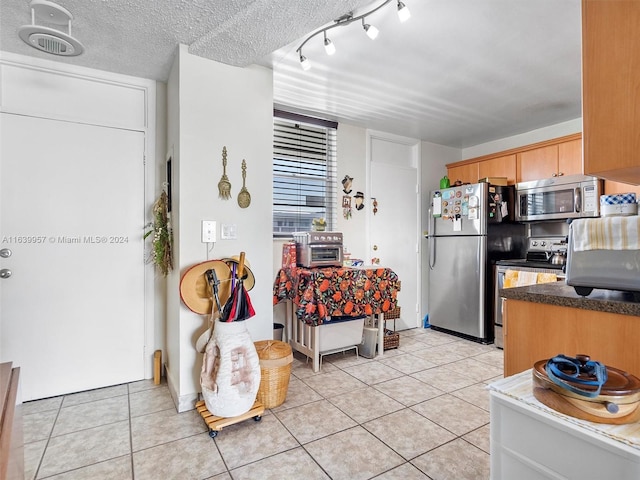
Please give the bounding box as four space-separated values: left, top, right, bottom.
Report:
384 306 401 320
254 340 293 408
383 329 400 350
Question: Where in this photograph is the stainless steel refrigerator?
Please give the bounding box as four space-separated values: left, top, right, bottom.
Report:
426 182 524 343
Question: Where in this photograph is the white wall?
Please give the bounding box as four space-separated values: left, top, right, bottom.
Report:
167 45 274 411
461 118 582 159
336 124 369 260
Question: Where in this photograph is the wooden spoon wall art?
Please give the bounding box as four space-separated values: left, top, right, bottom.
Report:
218 146 232 200
237 159 251 208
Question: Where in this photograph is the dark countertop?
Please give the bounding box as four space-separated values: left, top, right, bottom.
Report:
500 282 640 317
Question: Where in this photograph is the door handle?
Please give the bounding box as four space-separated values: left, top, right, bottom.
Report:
0 268 12 279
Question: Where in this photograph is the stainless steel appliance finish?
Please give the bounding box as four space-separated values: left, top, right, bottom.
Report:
427 182 524 343
566 222 640 298
516 174 602 222
493 263 565 348
293 231 344 268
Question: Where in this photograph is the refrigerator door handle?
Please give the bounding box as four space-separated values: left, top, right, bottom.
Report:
428 207 435 269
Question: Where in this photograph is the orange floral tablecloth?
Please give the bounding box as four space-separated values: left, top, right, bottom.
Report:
273 266 401 326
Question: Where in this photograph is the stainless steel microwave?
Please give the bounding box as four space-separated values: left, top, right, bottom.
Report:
515 174 602 221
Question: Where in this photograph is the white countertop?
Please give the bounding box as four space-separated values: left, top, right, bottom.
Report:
488 370 640 451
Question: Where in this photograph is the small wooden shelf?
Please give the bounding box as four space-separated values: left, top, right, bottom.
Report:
195 400 265 438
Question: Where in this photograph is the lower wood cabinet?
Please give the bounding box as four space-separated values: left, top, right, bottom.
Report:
503 299 640 378
0 362 23 480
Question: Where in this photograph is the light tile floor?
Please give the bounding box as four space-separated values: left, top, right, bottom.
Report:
23 327 503 479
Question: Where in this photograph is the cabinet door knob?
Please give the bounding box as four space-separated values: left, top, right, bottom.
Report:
552 173 558 177
558 172 564 176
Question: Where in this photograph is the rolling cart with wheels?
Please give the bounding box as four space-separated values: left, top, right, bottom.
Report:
196 399 265 438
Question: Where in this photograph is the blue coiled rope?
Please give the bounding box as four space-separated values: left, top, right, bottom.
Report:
545 354 608 399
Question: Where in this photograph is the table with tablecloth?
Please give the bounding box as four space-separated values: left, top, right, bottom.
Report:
273 266 401 371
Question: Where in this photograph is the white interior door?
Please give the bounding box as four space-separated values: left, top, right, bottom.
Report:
369 136 420 330
0 113 146 401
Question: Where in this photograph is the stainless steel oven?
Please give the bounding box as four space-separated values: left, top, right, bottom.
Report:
493 254 566 349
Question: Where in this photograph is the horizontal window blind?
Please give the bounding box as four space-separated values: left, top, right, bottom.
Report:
273 116 337 236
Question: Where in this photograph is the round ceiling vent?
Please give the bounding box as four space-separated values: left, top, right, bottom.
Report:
18 0 84 57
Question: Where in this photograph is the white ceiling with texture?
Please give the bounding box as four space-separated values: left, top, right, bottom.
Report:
0 0 583 148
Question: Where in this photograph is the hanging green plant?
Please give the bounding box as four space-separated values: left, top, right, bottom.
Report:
144 191 173 276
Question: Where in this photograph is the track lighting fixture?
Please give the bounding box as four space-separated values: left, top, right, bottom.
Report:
362 19 379 40
296 0 411 70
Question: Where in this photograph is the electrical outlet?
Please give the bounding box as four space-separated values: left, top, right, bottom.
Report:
202 220 216 242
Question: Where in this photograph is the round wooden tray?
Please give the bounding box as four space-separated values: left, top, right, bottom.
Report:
532 357 640 424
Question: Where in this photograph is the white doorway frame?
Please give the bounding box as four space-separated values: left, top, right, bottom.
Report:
365 129 422 328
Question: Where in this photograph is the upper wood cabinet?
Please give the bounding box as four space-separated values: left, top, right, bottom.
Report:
557 138 583 177
446 133 581 185
582 0 640 185
603 180 640 198
478 154 516 184
517 145 559 183
517 139 582 183
447 162 479 185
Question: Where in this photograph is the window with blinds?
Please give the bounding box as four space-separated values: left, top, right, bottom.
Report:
273 112 337 236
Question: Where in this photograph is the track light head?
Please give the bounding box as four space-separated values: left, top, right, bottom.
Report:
362 19 379 40
299 53 311 71
323 32 336 55
397 1 411 22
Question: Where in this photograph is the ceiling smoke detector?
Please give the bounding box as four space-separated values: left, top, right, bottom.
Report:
18 0 84 56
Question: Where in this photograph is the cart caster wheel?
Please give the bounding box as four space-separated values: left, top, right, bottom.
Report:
253 415 262 422
208 430 218 438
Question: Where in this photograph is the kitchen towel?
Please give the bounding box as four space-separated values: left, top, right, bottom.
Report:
572 216 640 251
536 272 557 284
504 270 540 288
504 270 557 288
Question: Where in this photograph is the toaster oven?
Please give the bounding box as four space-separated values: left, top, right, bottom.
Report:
292 232 343 268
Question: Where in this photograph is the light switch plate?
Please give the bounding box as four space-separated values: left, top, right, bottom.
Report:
221 223 237 240
202 220 216 242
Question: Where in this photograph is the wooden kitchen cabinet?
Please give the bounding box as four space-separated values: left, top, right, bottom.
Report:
557 138 583 176
478 154 516 184
516 139 582 182
603 180 640 198
503 299 640 378
582 0 640 185
516 145 559 182
446 133 581 185
447 161 479 185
